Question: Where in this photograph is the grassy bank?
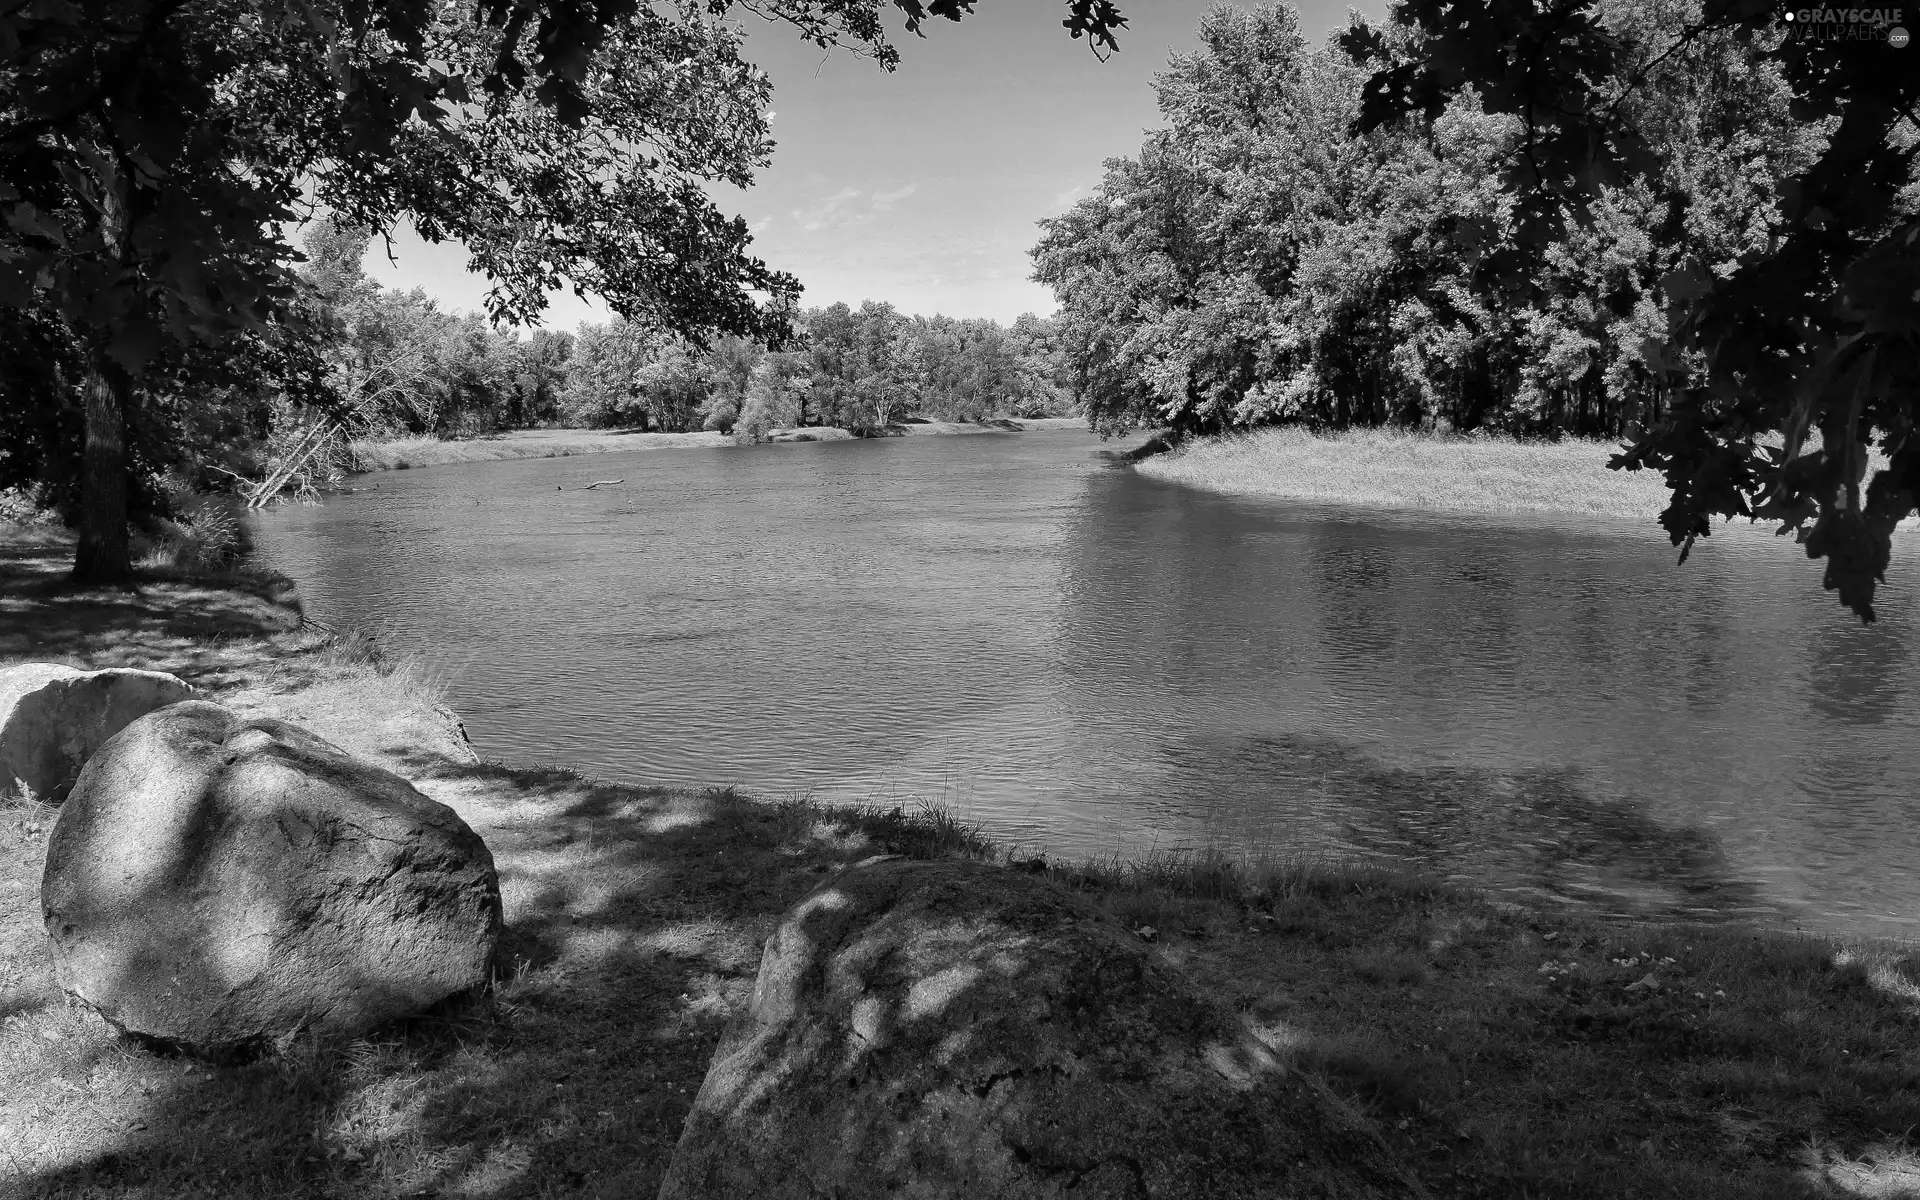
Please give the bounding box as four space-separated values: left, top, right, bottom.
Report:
348 416 1089 473
4 529 1919 1198
1135 427 1672 521
1139 426 1920 533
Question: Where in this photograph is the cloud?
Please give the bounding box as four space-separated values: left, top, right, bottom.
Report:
790 186 864 232
787 183 918 232
1050 185 1085 210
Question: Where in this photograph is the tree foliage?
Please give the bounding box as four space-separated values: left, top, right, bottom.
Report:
1340 0 1919 619
1035 0 1916 619
263 245 1081 451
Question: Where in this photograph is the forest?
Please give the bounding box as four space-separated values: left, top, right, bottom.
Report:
1033 2 1874 443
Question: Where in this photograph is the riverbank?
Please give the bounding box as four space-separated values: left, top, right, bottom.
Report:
349 416 1089 473
1138 426 1920 534
1135 427 1674 521
4 531 1919 1197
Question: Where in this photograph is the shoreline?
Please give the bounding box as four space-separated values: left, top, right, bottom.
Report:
348 416 1090 473
1136 425 1920 533
1133 427 1673 524
5 536 1920 1196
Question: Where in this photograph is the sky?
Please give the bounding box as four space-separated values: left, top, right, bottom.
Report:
361 0 1373 331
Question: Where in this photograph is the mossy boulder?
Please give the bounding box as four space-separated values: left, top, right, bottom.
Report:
659 857 1428 1200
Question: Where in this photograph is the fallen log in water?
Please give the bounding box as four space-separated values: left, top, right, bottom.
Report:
580 479 625 490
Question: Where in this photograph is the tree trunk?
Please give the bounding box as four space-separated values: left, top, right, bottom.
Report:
72 350 132 584
71 143 136 584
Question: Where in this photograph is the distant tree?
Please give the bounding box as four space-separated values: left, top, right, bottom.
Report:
507 330 574 427
1007 313 1078 416
634 340 712 432
852 301 913 430
802 303 862 430
561 322 654 428
733 359 803 443
701 336 763 432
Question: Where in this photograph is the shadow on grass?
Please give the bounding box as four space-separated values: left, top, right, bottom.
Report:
0 543 306 693
8 754 987 1199
8 749 1920 1199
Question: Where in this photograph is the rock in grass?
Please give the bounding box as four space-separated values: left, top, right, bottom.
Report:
0 663 198 802
659 858 1428 1200
41 700 501 1059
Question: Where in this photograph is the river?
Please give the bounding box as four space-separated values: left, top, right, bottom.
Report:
249 429 1920 940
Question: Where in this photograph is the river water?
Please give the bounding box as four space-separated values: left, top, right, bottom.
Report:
249 430 1920 939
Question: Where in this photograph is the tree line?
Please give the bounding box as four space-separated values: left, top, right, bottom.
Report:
305 215 1078 440
1033 2 1832 444
1 214 1078 522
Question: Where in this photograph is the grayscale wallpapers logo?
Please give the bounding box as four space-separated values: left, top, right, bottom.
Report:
1782 6 1910 44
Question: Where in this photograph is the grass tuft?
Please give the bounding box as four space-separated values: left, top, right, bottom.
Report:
134 496 250 575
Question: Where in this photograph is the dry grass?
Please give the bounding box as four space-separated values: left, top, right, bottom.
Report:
1136 427 1672 521
1140 427 1920 533
6 524 1920 1198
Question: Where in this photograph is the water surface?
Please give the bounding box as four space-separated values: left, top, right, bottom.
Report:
250 431 1920 939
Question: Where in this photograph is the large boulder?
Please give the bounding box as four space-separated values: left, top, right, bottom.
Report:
659 858 1428 1200
41 700 501 1058
0 663 198 802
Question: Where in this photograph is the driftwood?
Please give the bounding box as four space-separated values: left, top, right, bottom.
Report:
1123 431 1183 463
580 479 625 490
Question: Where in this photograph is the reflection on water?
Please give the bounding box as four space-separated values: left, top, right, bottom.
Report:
250 431 1920 939
1176 733 1773 924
